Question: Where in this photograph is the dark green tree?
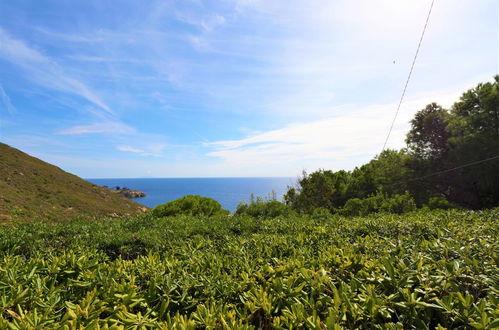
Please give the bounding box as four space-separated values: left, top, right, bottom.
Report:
286 77 498 212
406 103 451 161
406 77 499 208
444 77 499 208
349 149 413 198
284 170 350 213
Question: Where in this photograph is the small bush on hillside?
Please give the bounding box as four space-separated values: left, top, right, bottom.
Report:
236 196 291 218
379 191 417 214
310 207 332 221
427 196 457 210
341 198 369 216
152 195 229 218
341 191 416 216
340 192 383 216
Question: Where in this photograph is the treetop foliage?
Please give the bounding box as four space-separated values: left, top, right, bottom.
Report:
285 77 499 213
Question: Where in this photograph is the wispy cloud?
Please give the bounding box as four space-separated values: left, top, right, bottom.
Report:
36 27 104 43
117 145 144 153
175 11 226 32
206 106 398 168
206 85 467 171
0 27 112 114
67 55 145 63
56 121 136 135
0 84 16 114
117 144 166 157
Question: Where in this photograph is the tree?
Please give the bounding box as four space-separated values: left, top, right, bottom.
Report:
284 151 415 213
284 170 350 213
406 103 451 161
285 77 499 212
444 77 499 208
349 149 414 198
450 76 499 136
405 78 499 208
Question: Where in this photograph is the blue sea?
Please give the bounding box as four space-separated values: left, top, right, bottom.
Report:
87 177 295 212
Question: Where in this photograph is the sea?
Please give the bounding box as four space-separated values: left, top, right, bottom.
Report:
87 177 295 212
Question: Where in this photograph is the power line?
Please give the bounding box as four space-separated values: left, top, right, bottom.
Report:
405 154 499 183
381 0 436 152
358 154 499 198
294 154 499 203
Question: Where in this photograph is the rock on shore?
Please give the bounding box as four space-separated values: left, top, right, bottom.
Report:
113 187 146 199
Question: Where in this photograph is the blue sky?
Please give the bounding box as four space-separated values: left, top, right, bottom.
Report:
0 0 497 178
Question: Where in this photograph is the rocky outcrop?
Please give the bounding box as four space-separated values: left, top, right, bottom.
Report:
113 187 146 199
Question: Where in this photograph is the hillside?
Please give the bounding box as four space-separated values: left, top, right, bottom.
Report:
0 143 146 221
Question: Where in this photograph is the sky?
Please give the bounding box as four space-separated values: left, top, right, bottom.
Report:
0 0 497 178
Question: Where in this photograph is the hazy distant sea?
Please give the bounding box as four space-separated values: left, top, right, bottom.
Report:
87 177 295 212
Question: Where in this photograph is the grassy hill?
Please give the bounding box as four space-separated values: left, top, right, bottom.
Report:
0 142 145 222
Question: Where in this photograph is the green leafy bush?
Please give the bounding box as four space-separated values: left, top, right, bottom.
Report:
0 209 497 328
379 191 417 214
341 198 369 216
310 207 332 220
151 195 228 218
341 191 416 216
235 195 291 218
427 196 457 210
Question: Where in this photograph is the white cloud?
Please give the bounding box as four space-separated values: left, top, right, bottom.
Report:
206 106 398 168
117 145 144 153
117 144 166 157
0 28 112 114
175 12 226 32
36 27 104 43
56 121 136 135
0 84 16 114
205 83 472 172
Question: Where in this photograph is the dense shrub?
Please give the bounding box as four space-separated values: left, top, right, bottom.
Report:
341 191 416 216
151 195 228 218
0 209 497 328
310 207 332 220
427 196 458 210
379 191 417 214
235 197 291 218
341 198 369 216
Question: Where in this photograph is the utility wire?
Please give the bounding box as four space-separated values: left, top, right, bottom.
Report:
381 0 436 151
352 154 499 199
405 154 499 183
302 154 499 203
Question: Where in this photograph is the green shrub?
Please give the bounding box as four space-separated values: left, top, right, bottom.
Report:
310 207 332 220
151 195 229 218
341 191 416 216
340 192 383 216
341 198 368 216
379 191 417 214
0 209 497 328
427 196 457 210
235 197 291 218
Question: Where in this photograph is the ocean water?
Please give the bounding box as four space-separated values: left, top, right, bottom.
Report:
87 177 295 212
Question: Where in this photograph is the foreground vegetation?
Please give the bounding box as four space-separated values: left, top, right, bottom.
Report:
0 208 497 328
